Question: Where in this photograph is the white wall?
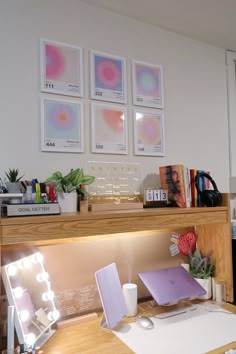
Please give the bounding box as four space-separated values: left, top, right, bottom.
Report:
0 0 229 191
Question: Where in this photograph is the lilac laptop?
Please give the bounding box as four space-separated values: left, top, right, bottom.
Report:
95 263 128 329
138 266 206 305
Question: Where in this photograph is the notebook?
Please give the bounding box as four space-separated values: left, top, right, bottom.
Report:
138 265 206 305
95 263 128 329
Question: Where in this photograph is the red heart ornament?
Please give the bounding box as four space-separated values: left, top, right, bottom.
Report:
177 231 197 256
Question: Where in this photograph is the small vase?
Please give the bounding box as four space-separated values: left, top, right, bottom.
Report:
194 277 212 300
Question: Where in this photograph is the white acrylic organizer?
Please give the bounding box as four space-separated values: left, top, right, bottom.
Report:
87 161 142 196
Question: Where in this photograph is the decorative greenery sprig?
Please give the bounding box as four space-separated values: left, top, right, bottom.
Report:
45 168 95 194
189 249 215 279
5 168 24 182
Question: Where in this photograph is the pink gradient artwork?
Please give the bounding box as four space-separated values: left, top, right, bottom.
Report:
50 104 76 131
132 60 163 109
91 103 127 154
45 44 65 80
102 109 124 133
134 109 165 156
41 96 84 153
137 115 161 145
90 50 126 103
41 39 83 97
135 63 160 98
95 60 121 89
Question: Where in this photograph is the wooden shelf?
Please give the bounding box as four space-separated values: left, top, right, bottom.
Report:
0 203 229 246
0 193 233 301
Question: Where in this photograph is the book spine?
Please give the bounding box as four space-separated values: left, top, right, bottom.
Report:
204 171 211 189
183 166 191 207
196 170 204 207
189 169 197 207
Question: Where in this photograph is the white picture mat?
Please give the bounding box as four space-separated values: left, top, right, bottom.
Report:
41 94 84 153
132 60 164 109
40 38 83 97
91 102 128 155
133 108 165 156
90 50 127 104
114 303 236 354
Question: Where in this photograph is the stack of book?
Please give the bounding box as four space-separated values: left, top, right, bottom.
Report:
159 164 210 208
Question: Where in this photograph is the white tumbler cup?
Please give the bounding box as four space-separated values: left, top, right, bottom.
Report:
122 283 138 317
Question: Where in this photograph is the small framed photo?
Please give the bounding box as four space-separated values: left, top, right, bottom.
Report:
41 95 84 153
133 108 165 156
132 60 164 109
91 102 128 154
40 38 83 97
90 50 127 104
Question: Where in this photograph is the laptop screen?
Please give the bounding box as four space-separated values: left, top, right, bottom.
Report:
138 266 206 305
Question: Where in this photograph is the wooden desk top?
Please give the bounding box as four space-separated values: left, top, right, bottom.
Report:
42 301 236 354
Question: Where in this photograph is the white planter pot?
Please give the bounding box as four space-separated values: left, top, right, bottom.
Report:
6 182 22 193
57 192 78 213
194 277 212 300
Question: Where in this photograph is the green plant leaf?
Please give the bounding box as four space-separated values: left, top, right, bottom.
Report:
82 175 95 185
5 168 24 182
45 168 95 193
189 248 215 279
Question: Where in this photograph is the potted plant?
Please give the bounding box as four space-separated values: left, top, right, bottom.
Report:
5 168 24 194
189 248 215 299
45 168 95 213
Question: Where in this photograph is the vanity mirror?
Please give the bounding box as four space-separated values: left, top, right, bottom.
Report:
2 252 59 349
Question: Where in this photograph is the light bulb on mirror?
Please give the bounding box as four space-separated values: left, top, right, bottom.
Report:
31 252 44 264
24 332 36 347
17 258 32 269
7 264 17 277
42 290 54 301
20 309 30 322
36 272 49 282
13 287 23 298
17 260 24 269
47 310 60 322
22 258 32 268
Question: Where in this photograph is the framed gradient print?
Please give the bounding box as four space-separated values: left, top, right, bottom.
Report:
133 108 165 156
41 95 84 153
40 38 83 97
132 60 164 109
91 102 128 154
90 50 127 104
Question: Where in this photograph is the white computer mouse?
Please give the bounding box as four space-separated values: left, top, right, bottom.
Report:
135 316 154 329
